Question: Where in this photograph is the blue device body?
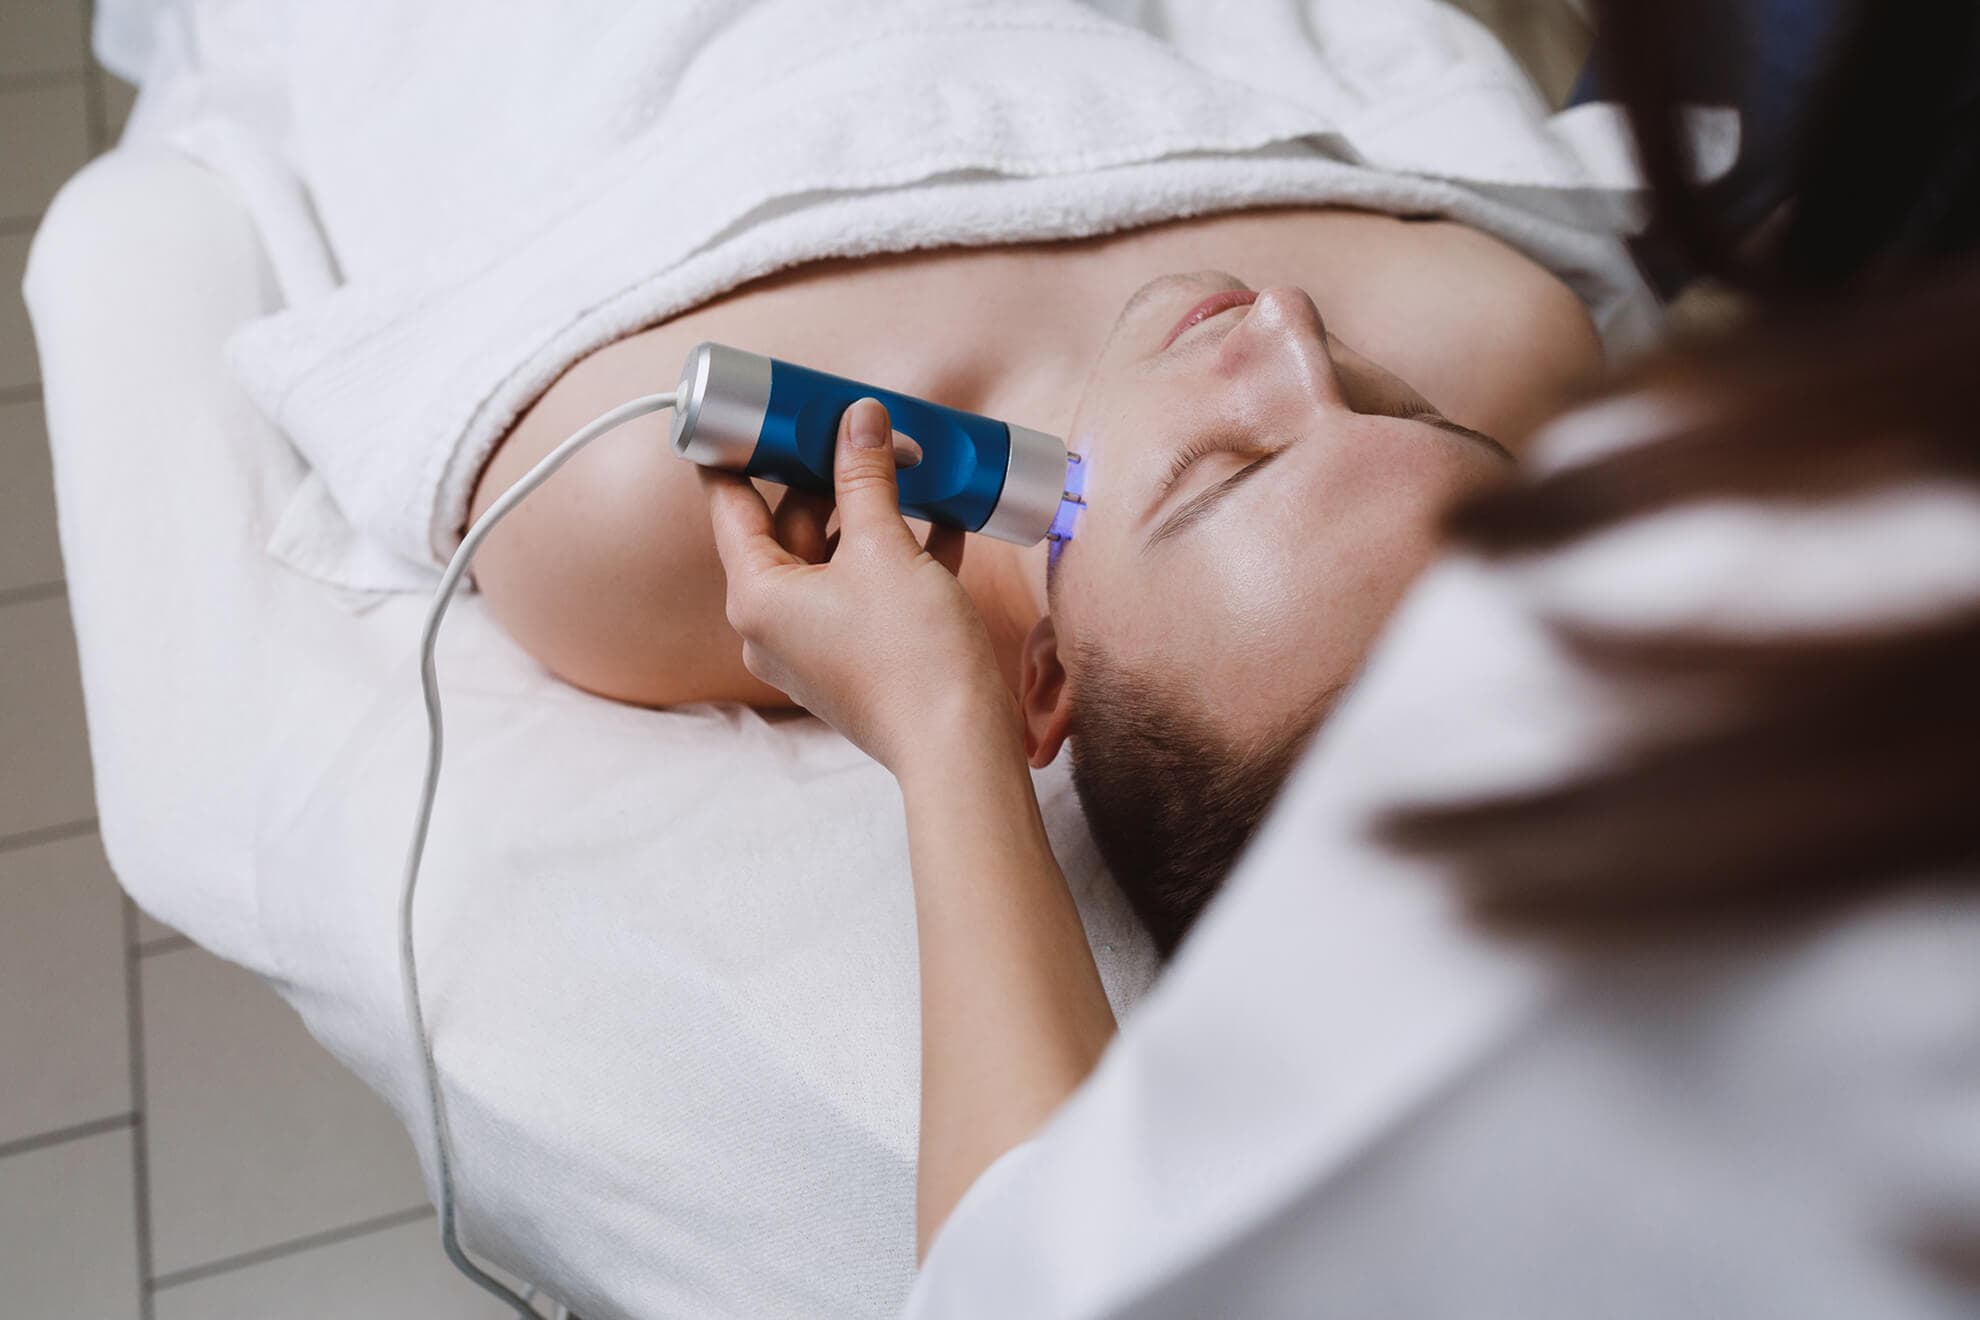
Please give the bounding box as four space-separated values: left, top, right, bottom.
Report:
751 360 1011 533
670 343 1073 547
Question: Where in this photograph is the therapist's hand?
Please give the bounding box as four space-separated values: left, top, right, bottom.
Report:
700 398 1014 775
710 400 1114 1259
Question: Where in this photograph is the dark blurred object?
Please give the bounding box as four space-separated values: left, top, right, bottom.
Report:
1382 264 1980 939
1385 0 1980 930
1579 0 1980 297
1383 0 1980 936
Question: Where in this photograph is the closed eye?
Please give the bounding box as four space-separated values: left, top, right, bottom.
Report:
1156 434 1241 498
1145 446 1286 548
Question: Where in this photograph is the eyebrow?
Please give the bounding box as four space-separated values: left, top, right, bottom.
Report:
1145 447 1288 549
1421 414 1514 462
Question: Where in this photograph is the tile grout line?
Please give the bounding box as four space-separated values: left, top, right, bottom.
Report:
0 814 98 855
149 1205 438 1294
0 580 68 608
0 69 89 92
124 898 157 1320
0 1111 134 1161
135 934 194 957
84 70 107 157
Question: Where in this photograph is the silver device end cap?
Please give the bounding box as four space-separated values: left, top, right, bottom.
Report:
669 342 773 471
978 424 1070 545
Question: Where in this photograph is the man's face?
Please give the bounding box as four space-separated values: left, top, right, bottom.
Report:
1046 272 1514 744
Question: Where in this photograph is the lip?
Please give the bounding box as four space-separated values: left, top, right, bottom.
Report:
1160 289 1258 351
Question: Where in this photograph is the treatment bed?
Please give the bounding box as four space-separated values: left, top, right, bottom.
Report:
26 3 1641 1314
27 147 1160 1317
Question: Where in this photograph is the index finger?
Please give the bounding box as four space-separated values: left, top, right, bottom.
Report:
698 466 800 577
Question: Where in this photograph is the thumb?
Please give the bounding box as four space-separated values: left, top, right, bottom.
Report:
834 398 918 552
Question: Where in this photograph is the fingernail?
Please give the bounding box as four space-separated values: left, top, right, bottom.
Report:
847 400 887 449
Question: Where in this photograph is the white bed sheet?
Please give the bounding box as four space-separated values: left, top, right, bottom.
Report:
26 148 1159 1320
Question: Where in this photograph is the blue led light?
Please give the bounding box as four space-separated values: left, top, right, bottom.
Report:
1047 451 1087 569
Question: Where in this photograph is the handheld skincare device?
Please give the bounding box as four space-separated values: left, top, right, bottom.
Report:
669 342 1079 546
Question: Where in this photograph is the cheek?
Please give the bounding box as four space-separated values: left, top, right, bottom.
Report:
1196 484 1445 684
1096 532 1315 679
1202 528 1309 636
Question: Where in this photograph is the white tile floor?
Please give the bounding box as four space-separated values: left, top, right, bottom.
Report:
0 7 507 1315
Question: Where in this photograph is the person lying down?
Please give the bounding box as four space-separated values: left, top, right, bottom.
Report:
470 209 1603 953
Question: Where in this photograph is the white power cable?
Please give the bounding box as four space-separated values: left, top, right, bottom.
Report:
399 393 678 1318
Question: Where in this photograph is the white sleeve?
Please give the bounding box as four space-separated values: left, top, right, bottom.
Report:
901 558 1571 1318
901 399 1980 1318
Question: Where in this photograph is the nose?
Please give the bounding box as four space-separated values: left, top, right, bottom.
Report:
1217 286 1341 406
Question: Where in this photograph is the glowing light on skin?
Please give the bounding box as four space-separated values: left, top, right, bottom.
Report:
1046 451 1088 571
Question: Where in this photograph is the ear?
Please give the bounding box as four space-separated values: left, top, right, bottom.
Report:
1018 616 1076 770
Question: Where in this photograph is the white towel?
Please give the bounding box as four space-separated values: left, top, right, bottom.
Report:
125 0 1719 592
